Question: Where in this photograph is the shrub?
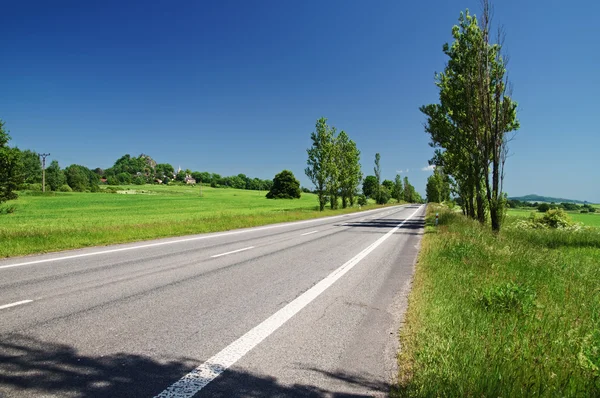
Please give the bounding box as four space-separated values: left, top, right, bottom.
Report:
59 184 73 192
28 183 43 191
539 208 573 229
538 203 550 212
357 194 368 206
266 170 301 199
581 209 589 214
133 176 145 185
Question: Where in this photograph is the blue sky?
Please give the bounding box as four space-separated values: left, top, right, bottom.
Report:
1 0 598 202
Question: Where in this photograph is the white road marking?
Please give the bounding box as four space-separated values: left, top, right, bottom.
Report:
0 205 409 271
0 300 33 310
210 246 255 258
300 231 318 236
154 205 423 398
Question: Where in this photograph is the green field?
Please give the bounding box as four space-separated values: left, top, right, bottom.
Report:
507 208 600 227
395 205 600 397
0 185 385 258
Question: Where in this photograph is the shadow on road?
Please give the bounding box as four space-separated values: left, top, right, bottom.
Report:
0 334 389 397
336 218 425 234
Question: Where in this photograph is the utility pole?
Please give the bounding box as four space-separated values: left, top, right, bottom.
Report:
39 153 50 192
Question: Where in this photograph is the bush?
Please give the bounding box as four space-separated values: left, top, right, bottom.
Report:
266 170 301 199
581 209 589 214
133 176 145 185
377 186 391 204
59 184 73 192
540 208 573 229
538 203 550 212
357 194 368 206
28 183 43 191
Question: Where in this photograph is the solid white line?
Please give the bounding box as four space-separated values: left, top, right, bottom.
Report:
0 205 409 271
300 231 318 236
210 246 255 258
154 205 423 398
0 300 33 310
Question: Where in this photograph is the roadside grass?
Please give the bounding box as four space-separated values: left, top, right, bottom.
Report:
395 205 600 397
0 185 397 258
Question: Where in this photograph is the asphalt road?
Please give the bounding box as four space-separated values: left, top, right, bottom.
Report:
0 204 426 398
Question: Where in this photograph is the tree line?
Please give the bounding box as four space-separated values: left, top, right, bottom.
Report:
305 117 422 210
420 1 519 232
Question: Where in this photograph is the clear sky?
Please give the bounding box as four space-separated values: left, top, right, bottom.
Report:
1 0 598 202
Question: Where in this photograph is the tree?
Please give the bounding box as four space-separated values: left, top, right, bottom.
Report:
425 167 451 203
538 203 550 213
374 153 381 204
0 119 24 203
306 117 334 211
377 185 391 204
45 160 66 191
155 163 174 180
420 2 519 232
336 131 362 208
266 170 301 199
65 165 90 192
19 149 42 184
362 175 378 199
382 179 394 192
392 174 404 203
403 176 416 203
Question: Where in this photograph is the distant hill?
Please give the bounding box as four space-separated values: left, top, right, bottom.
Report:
509 194 591 204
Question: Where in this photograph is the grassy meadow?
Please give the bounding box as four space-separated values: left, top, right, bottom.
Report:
507 207 600 228
395 205 600 397
0 185 385 258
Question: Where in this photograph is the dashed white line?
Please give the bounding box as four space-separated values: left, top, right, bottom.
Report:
210 246 255 258
0 300 33 310
154 205 423 398
0 205 409 271
300 231 318 236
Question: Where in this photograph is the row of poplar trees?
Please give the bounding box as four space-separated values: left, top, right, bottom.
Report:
305 117 362 211
420 1 519 232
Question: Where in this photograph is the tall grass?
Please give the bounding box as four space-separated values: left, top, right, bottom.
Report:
395 205 600 397
0 185 391 258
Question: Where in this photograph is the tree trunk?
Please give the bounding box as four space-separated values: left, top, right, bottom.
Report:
342 196 347 209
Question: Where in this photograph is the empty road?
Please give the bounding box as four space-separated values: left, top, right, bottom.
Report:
0 204 426 397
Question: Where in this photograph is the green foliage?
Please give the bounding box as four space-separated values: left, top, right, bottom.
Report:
19 149 42 184
403 176 417 203
306 118 362 210
377 185 391 204
420 5 519 231
336 130 362 208
392 174 404 203
305 118 332 211
357 194 368 206
266 170 301 199
362 175 378 199
396 208 600 397
374 153 381 203
539 209 573 229
133 176 145 185
538 202 550 212
0 119 24 204
59 184 73 192
45 160 66 191
477 282 535 314
64 164 100 192
382 179 393 191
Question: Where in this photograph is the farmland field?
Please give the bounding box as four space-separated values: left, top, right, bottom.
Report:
0 185 384 258
507 207 600 227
